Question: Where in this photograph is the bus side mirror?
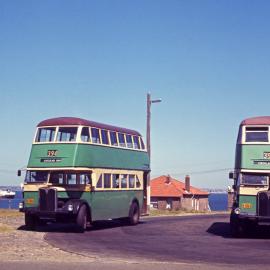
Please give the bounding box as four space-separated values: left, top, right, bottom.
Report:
229 172 235 179
17 170 21 177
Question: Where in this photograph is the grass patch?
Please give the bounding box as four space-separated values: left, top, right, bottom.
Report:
0 223 13 233
149 209 209 216
0 209 22 218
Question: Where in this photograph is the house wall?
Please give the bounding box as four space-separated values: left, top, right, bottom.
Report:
151 195 209 211
151 197 181 210
181 195 209 211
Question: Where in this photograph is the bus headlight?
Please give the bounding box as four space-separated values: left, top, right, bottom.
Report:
234 208 241 215
67 204 73 212
19 202 24 210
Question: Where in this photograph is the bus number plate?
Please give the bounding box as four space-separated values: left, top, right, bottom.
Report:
242 203 252 209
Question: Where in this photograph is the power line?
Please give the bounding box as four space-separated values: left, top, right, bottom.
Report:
165 168 233 176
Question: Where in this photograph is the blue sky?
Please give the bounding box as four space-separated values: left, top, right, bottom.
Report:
1 1 270 188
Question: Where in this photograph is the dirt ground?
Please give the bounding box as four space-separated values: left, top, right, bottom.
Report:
0 211 95 262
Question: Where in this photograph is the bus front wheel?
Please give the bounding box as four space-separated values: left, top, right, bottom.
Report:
230 213 244 237
76 205 87 232
128 202 140 225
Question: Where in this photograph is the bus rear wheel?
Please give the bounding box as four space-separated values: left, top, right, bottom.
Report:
128 202 140 225
76 205 87 233
25 213 36 230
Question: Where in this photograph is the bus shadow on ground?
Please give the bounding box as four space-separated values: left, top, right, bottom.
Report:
207 222 270 239
17 220 145 233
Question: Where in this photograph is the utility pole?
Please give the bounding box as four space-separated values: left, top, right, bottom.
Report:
146 93 161 212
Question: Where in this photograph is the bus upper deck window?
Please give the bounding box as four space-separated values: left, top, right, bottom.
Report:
139 137 145 150
81 127 90 142
245 127 268 142
133 136 140 149
57 127 78 142
101 130 109 145
118 133 126 147
35 127 56 142
126 135 133 148
110 131 118 146
91 128 101 144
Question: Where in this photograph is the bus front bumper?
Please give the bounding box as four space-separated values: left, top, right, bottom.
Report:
238 213 270 225
20 207 77 223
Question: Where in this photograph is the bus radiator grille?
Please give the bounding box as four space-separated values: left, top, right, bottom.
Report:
257 192 270 216
39 188 57 212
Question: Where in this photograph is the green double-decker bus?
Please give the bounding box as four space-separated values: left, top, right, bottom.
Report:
230 116 270 236
18 117 150 232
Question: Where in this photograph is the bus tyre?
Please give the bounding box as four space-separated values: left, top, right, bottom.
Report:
128 202 140 226
25 213 36 230
76 205 87 233
230 213 243 237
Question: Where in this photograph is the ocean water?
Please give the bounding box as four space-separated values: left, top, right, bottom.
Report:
0 191 228 211
208 193 228 211
0 191 23 209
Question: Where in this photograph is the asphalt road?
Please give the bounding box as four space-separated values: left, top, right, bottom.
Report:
44 214 270 266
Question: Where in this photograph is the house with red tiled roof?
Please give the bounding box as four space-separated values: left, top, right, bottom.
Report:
150 175 209 211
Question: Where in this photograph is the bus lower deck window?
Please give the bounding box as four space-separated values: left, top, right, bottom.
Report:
136 176 141 188
112 174 120 188
104 174 111 188
129 175 135 188
121 174 128 188
67 173 77 185
25 171 49 183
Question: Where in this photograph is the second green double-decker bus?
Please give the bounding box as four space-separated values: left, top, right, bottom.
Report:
18 117 150 232
230 116 270 236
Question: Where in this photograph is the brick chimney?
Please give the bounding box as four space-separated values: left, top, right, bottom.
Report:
185 175 190 192
165 175 171 184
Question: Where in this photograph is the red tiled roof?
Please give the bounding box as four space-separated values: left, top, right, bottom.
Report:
150 175 209 198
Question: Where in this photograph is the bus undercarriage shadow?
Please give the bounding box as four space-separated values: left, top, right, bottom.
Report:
17 220 145 233
207 222 270 239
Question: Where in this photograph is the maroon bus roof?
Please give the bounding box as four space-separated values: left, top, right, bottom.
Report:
241 116 270 126
37 117 142 136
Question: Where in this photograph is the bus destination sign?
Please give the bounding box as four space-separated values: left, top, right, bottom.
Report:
252 152 270 165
